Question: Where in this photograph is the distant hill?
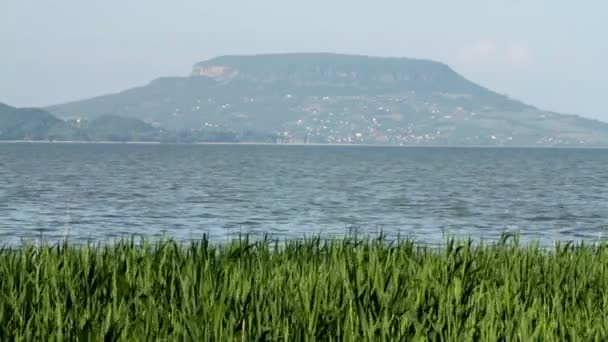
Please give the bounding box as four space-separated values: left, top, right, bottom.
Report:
0 103 238 143
0 103 78 140
81 115 162 142
44 53 608 146
0 103 164 142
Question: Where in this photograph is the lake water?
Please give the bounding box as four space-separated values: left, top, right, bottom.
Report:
1 143 607 246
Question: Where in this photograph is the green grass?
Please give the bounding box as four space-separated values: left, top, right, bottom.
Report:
1 236 608 340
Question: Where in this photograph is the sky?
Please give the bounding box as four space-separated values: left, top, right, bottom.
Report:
2 1 607 120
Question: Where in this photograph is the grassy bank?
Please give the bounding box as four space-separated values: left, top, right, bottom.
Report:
1 237 608 340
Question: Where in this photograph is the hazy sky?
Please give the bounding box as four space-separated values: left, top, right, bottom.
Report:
2 1 607 120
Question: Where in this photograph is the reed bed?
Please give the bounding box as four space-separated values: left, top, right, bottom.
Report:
1 236 608 340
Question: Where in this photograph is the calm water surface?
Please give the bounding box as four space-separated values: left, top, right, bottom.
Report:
1 143 607 246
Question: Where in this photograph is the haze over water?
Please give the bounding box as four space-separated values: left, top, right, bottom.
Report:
1 143 607 246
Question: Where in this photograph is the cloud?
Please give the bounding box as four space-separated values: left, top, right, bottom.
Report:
457 41 533 68
457 41 498 65
505 43 533 67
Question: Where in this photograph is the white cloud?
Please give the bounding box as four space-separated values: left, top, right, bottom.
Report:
457 40 533 68
457 41 498 65
505 43 533 67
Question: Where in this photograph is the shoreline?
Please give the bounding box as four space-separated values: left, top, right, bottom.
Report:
1 140 608 149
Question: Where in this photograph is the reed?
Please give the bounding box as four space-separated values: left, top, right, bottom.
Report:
1 236 607 340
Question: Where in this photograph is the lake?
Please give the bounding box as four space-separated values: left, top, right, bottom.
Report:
1 143 607 246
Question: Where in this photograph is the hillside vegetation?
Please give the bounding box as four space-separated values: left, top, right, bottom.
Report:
0 103 237 142
0 103 74 140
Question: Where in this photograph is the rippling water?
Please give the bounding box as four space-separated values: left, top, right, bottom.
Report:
1 143 607 246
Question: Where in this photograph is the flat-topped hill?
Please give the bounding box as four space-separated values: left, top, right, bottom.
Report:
45 53 608 146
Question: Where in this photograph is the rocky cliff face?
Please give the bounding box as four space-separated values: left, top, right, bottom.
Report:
191 65 239 83
190 53 489 95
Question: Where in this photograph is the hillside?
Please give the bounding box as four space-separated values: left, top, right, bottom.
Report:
0 103 239 143
0 103 78 140
47 53 608 146
0 103 166 142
